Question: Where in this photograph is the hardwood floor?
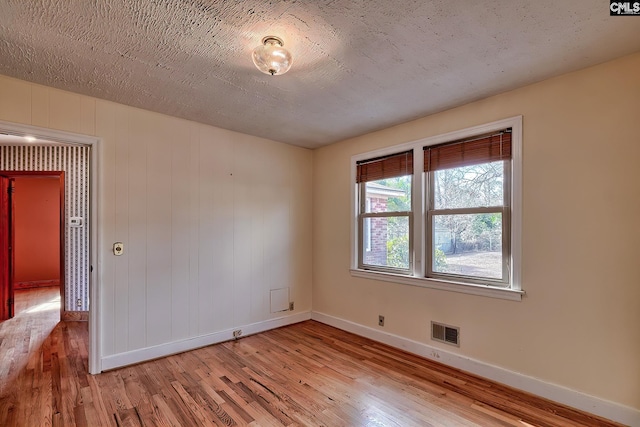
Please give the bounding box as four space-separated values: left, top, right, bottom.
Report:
0 287 625 426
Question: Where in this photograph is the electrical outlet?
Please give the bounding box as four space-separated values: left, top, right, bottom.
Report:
289 301 294 311
233 329 242 339
378 315 385 327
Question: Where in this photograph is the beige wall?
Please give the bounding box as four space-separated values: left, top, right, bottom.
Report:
0 75 313 358
313 53 640 409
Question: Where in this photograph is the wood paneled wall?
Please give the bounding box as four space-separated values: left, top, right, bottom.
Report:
0 74 313 364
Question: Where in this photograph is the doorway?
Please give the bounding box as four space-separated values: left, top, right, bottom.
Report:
0 120 100 374
0 171 65 321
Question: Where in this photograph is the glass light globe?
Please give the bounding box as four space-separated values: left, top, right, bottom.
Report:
252 36 293 76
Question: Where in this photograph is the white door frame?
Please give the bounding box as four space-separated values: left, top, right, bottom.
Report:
0 119 101 374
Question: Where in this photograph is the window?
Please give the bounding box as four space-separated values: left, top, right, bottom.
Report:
357 151 413 273
351 117 522 300
425 130 511 286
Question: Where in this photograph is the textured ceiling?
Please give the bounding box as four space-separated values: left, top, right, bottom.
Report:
1 1 639 148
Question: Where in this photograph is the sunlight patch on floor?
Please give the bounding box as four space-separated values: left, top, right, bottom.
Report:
25 295 61 313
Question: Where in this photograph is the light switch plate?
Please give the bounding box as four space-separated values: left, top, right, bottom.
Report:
113 242 124 256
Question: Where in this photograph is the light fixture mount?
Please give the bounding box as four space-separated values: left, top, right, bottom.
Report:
252 35 293 76
262 35 283 46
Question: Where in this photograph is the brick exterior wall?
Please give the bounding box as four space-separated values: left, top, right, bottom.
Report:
364 197 388 265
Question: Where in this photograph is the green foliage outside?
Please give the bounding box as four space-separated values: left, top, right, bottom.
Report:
434 248 447 269
386 235 448 269
466 212 501 251
367 161 504 271
386 234 408 268
378 176 411 269
434 161 504 254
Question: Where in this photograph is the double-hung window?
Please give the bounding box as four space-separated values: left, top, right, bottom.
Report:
425 130 512 286
352 117 522 300
357 150 413 273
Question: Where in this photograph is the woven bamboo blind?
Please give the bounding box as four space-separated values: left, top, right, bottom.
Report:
424 130 511 172
356 150 413 183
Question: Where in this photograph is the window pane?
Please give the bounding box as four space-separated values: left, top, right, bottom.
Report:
363 217 371 252
432 213 502 280
365 176 411 213
433 161 504 209
364 216 409 269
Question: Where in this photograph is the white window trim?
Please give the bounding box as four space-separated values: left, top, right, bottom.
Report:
350 116 523 301
364 198 372 252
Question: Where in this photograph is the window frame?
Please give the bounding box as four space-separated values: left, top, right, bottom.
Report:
425 159 511 286
350 116 523 301
364 198 372 252
358 176 414 274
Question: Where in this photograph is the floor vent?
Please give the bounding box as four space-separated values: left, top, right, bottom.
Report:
431 321 460 347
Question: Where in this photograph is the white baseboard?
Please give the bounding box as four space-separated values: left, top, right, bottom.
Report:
101 311 312 372
311 311 639 427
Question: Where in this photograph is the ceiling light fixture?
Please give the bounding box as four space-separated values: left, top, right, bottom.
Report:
252 36 292 76
24 135 36 142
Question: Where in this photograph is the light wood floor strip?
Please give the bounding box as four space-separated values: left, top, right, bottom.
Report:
0 287 626 427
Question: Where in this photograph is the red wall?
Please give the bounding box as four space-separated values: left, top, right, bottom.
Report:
14 177 60 285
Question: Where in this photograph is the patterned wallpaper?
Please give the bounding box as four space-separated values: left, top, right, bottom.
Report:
0 145 89 311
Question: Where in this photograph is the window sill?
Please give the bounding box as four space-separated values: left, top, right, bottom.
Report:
349 269 524 301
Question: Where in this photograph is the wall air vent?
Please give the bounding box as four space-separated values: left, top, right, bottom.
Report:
431 321 460 347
